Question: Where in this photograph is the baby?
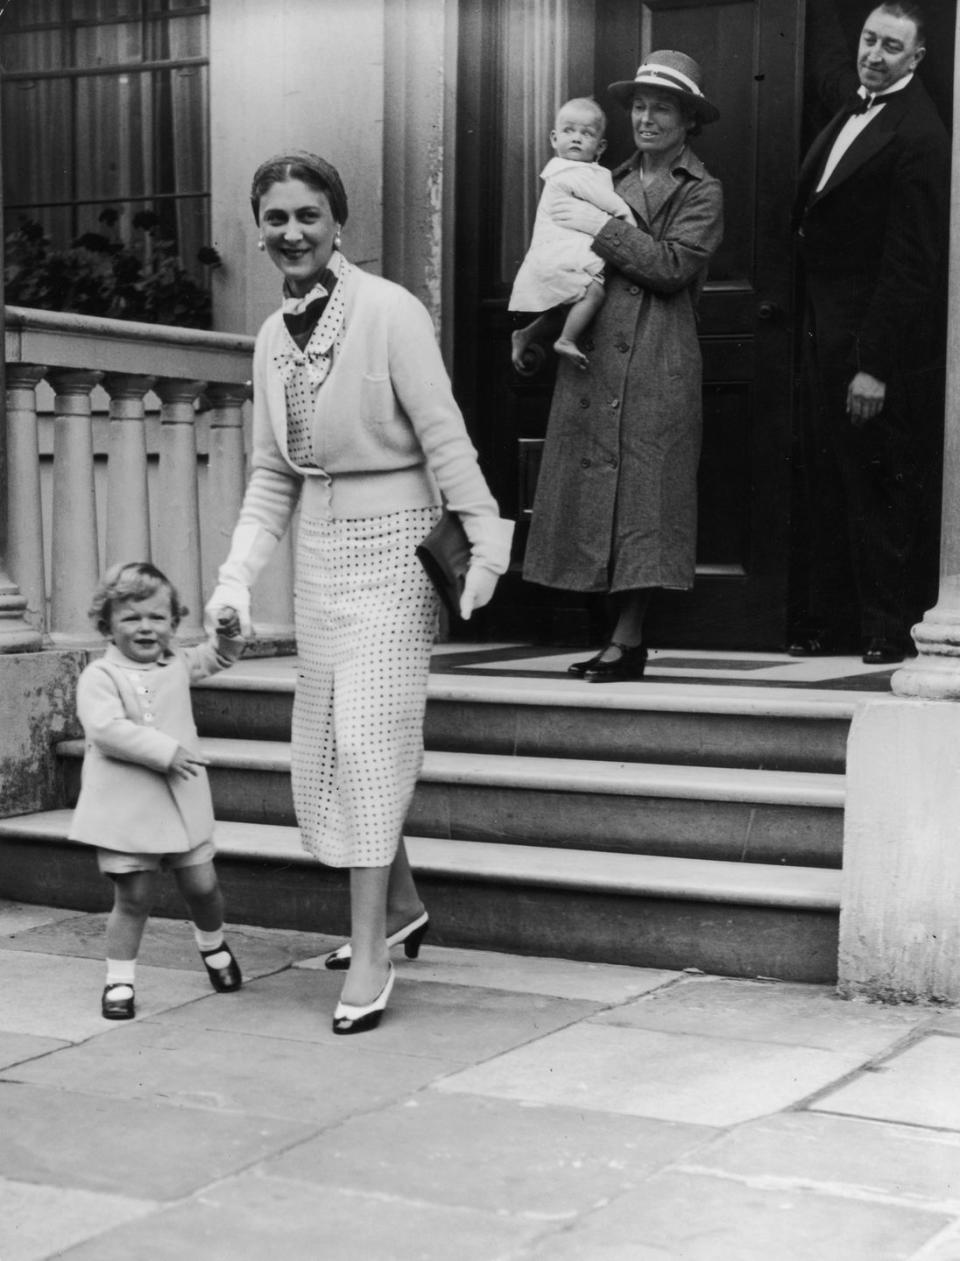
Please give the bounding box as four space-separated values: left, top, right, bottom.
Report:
509 97 634 371
69 561 245 1020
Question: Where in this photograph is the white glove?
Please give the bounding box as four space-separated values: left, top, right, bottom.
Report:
204 522 279 638
551 200 611 237
459 564 499 620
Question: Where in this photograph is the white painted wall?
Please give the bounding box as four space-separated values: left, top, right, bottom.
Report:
209 0 386 335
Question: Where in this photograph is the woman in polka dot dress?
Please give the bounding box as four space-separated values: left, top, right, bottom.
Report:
205 153 513 1035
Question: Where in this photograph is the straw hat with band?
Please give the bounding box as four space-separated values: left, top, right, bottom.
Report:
607 50 720 125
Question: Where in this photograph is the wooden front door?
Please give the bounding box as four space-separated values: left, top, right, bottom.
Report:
454 0 805 649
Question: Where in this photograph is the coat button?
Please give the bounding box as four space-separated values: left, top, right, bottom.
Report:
611 399 620 409
579 397 590 409
580 458 591 469
609 458 619 469
616 341 629 353
629 285 640 294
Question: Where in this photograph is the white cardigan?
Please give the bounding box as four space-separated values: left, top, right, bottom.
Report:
236 261 512 572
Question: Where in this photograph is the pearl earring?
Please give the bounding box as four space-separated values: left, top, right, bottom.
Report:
257 237 265 251
334 230 342 249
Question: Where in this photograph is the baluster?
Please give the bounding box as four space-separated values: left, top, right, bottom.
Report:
204 383 248 577
5 364 48 634
202 383 295 648
47 368 104 646
155 378 206 641
103 374 156 569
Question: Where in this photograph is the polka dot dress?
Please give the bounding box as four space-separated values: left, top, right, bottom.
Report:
292 505 441 867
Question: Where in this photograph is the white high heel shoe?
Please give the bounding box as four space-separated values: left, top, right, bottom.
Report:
332 964 395 1035
323 911 429 971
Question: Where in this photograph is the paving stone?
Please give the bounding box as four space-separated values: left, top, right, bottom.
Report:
1 911 333 979
437 1021 867 1126
0 1176 154 1261
812 1032 960 1130
166 965 601 1063
0 950 210 1041
53 1171 548 1261
0 899 85 936
264 1091 714 1217
10 1017 456 1124
0 1031 68 1072
298 943 682 1003
0 1081 315 1201
908 1220 960 1260
521 1169 951 1261
596 974 926 1056
685 1111 960 1209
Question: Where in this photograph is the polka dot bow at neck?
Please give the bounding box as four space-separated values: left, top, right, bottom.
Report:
274 253 351 392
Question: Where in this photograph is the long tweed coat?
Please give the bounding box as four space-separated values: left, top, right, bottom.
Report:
523 147 723 593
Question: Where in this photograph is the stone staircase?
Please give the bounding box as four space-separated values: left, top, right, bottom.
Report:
0 650 859 982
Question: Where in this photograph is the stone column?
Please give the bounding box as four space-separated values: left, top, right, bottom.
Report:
104 373 155 569
47 369 104 647
0 349 43 650
838 18 960 1002
155 378 206 640
5 364 48 636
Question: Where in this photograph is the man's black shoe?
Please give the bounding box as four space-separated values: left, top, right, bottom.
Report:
862 637 905 665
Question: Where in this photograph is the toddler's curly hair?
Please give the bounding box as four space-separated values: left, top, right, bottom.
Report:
88 561 187 636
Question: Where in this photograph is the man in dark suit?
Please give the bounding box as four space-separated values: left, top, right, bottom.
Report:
790 0 950 665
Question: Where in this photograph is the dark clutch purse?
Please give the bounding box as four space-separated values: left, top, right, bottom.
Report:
416 508 471 619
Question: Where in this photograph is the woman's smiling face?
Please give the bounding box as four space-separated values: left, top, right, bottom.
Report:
258 179 339 296
631 90 692 157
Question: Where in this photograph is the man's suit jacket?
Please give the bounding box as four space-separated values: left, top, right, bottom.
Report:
794 76 949 380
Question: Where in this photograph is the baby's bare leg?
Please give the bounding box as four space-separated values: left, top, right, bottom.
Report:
512 309 564 372
554 281 606 369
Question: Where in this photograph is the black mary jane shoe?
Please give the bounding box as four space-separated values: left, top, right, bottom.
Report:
586 642 649 683
101 983 135 1021
201 942 243 993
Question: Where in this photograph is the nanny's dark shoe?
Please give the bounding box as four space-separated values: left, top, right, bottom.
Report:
201 942 242 992
332 964 395 1035
567 647 607 677
101 983 135 1021
586 642 648 683
324 911 429 971
787 633 837 657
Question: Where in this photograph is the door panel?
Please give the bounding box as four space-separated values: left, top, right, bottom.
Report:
455 0 805 648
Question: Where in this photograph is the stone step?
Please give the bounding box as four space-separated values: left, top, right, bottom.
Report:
56 738 845 867
192 660 856 773
0 811 841 983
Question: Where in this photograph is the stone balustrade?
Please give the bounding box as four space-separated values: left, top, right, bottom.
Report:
3 305 294 650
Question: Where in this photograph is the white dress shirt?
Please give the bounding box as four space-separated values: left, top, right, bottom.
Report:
816 73 914 192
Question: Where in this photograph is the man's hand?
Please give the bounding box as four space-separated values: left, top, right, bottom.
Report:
552 201 611 237
846 372 886 426
169 746 209 780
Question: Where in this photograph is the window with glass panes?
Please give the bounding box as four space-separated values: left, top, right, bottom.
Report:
1 0 209 279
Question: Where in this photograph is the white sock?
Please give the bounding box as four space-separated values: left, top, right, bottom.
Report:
194 926 230 968
105 958 136 991
194 926 224 951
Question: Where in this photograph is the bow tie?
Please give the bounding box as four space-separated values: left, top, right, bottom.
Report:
846 90 893 115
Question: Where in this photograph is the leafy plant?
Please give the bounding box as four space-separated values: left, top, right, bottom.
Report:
3 209 222 328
